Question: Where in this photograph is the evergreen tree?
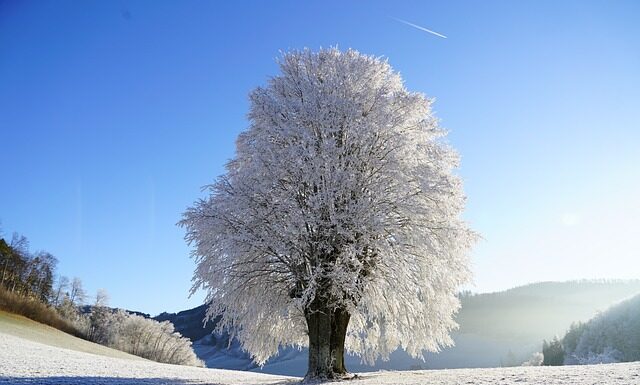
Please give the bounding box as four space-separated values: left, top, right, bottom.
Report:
542 337 565 365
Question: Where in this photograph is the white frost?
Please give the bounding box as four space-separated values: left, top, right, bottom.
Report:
180 48 476 366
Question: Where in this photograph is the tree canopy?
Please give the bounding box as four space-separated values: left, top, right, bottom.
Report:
181 48 475 376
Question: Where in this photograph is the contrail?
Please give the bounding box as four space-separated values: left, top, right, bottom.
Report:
394 18 447 39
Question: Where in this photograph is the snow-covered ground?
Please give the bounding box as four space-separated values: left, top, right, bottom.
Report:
2 330 640 385
0 332 294 385
0 310 143 361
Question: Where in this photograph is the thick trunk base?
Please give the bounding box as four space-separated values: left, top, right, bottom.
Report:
305 302 351 380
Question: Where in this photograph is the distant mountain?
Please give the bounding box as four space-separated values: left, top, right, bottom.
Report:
457 279 640 339
425 279 640 370
158 279 640 376
154 305 215 342
80 305 150 319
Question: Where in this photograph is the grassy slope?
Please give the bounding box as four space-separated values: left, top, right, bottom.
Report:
0 310 144 361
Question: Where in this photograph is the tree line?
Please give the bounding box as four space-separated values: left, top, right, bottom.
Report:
542 292 640 366
1 233 57 303
0 228 202 367
1 231 89 313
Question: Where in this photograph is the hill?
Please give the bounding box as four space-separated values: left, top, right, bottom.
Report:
457 279 640 339
0 330 293 385
154 305 214 342
562 292 640 364
0 310 143 361
156 280 640 375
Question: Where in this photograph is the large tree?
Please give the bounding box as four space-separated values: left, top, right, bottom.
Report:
181 48 475 379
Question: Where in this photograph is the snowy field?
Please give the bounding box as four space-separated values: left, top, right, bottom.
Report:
0 332 293 385
2 330 640 385
0 311 143 361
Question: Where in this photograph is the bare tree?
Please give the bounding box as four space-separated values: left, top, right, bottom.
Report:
69 277 86 306
95 288 109 307
181 48 476 379
9 233 29 256
52 275 70 307
26 251 57 302
2 233 29 292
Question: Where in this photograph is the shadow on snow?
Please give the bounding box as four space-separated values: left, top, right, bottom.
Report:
0 377 300 385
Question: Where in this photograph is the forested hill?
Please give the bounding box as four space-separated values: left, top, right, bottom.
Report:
560 292 640 364
457 280 640 340
161 280 640 345
155 279 640 374
154 305 216 342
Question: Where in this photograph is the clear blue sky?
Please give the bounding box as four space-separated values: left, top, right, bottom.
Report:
1 1 639 316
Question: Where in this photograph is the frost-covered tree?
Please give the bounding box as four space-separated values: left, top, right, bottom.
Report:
113 311 203 366
88 289 112 344
181 48 475 379
522 352 544 366
63 297 203 366
57 296 87 332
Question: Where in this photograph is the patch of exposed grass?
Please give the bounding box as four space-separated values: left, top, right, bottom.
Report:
0 310 145 360
0 286 82 337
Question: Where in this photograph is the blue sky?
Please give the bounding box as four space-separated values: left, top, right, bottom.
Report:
1 1 639 316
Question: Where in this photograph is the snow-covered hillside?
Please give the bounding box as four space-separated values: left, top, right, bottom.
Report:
0 332 292 384
2 329 640 384
0 310 143 361
563 293 640 364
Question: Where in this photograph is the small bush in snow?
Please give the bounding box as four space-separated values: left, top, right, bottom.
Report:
576 347 623 365
522 352 544 366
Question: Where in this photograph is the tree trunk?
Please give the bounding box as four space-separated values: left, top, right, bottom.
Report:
1 260 8 285
305 300 350 380
330 307 350 375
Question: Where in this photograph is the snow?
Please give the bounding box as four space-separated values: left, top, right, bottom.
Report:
2 331 640 385
0 332 293 384
353 365 640 385
0 310 143 361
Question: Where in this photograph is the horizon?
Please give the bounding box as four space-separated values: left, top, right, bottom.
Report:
150 278 640 316
1 0 639 316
